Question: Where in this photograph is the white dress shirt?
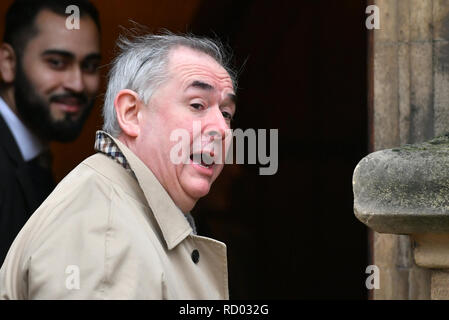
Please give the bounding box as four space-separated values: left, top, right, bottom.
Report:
0 96 46 161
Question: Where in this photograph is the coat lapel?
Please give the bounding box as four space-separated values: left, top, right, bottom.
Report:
0 113 22 164
105 133 193 250
0 114 41 213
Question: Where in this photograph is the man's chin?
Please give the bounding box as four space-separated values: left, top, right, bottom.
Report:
45 108 92 141
184 180 212 200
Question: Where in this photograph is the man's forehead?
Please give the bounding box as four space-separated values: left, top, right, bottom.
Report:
186 80 236 102
30 9 100 56
168 46 233 87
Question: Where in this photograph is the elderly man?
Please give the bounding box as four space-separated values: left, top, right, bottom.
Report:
0 32 237 299
0 0 101 264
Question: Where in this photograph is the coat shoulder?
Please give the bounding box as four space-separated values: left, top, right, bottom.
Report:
0 154 163 299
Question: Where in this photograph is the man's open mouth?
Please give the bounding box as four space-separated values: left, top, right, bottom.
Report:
190 152 215 169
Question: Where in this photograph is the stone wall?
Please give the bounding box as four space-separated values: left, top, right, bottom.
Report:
370 0 449 299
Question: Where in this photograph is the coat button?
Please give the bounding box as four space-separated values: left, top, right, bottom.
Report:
191 249 200 264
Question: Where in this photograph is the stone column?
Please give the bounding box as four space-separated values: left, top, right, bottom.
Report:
413 234 449 299
353 135 449 300
368 0 449 299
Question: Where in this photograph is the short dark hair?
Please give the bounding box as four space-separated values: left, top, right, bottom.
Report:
3 0 100 57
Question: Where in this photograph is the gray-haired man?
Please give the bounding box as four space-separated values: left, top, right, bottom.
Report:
0 32 237 299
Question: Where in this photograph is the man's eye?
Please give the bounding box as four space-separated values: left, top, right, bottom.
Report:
82 62 100 74
190 103 204 110
222 111 233 120
47 59 66 69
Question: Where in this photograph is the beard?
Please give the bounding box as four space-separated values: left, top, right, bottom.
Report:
13 62 96 142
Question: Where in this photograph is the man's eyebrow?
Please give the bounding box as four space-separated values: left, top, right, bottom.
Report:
188 80 214 91
41 49 75 59
187 80 237 102
83 53 102 61
41 50 102 61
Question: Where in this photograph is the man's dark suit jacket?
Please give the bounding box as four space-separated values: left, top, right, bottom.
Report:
0 113 54 264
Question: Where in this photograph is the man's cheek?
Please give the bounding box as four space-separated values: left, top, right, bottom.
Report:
213 164 224 180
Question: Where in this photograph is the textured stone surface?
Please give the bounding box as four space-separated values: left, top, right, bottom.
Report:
413 234 449 268
409 265 431 299
372 233 410 299
433 0 449 41
434 42 449 136
354 134 449 234
431 270 449 299
375 0 397 42
410 42 434 142
373 42 400 150
410 0 433 40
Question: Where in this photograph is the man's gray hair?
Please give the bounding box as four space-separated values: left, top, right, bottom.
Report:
102 31 237 137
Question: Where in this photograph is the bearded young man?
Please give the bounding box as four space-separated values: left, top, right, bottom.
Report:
0 32 237 300
0 0 101 264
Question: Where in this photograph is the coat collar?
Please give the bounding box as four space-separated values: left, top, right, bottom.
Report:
0 112 23 165
0 113 52 212
105 131 193 250
0 97 46 161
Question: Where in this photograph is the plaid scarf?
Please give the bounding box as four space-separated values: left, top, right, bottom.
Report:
94 131 132 173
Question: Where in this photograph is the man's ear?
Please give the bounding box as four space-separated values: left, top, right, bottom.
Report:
114 89 143 138
0 43 16 83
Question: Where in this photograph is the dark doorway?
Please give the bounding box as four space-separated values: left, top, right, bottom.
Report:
190 0 369 299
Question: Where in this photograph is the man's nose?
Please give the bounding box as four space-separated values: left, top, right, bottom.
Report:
204 107 230 140
63 67 85 92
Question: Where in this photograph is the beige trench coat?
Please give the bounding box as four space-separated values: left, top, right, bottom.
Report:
0 135 229 299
